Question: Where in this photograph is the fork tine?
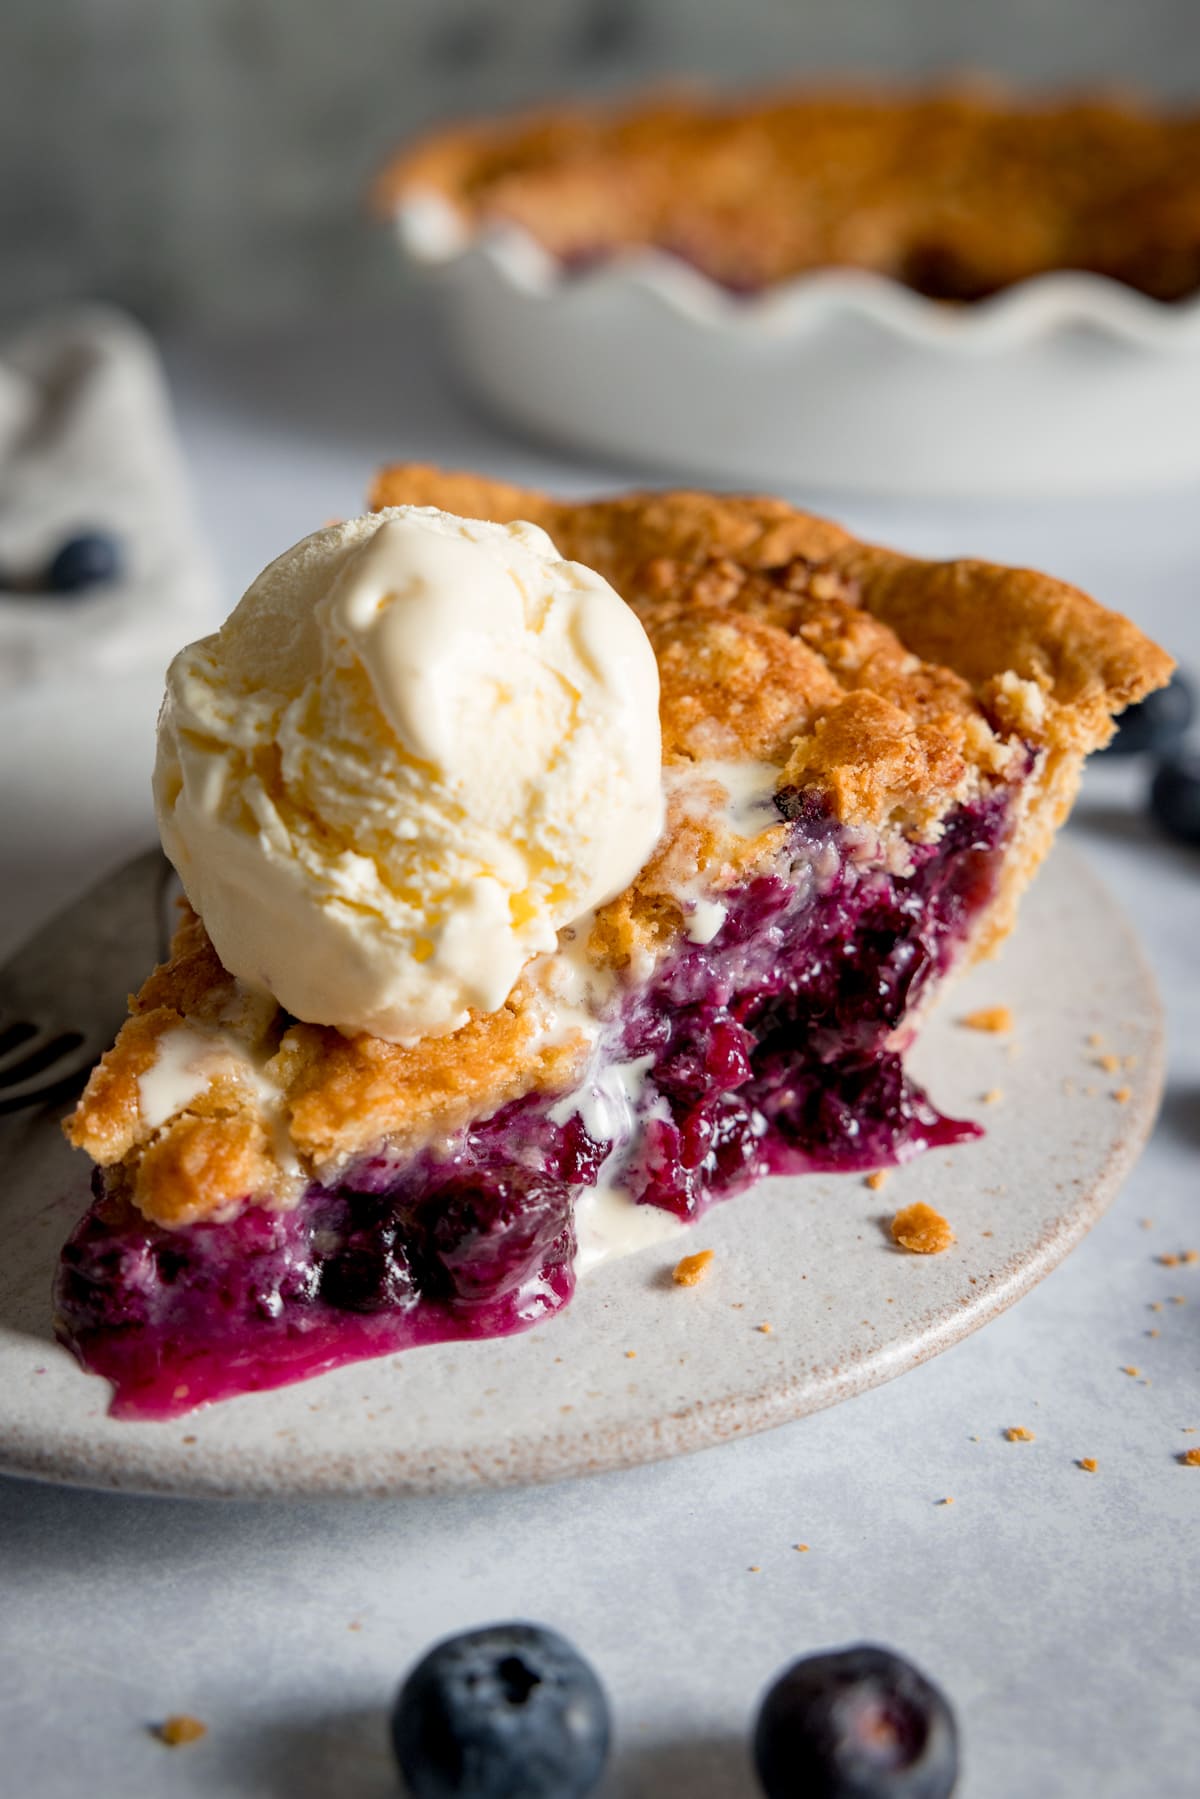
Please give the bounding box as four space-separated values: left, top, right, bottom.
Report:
0 1020 39 1062
0 1030 86 1089
0 1035 99 1115
0 847 171 1117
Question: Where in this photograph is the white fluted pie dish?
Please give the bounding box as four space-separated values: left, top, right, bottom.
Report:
394 197 1200 497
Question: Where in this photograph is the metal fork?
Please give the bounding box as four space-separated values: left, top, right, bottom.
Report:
0 848 175 1114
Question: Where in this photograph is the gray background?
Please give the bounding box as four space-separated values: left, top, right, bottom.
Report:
5 0 1200 328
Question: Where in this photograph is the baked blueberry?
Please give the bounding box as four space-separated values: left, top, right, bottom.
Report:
46 531 121 593
753 1643 958 1799
1149 750 1200 848
1103 670 1193 757
391 1622 610 1799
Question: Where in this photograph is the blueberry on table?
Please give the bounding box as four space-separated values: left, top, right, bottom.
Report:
1149 750 1200 848
753 1643 958 1799
391 1622 610 1799
1103 670 1193 757
46 531 121 594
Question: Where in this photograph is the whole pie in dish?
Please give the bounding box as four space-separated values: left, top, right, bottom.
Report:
56 470 1171 1417
377 85 1200 303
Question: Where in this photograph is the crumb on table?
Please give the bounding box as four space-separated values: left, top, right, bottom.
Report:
672 1249 714 1287
980 1088 1003 1105
1004 1426 1035 1442
865 1169 889 1191
891 1201 955 1255
155 1717 207 1748
1078 1458 1098 1473
1158 1253 1180 1267
1121 1365 1140 1377
1097 1052 1121 1074
961 1005 1013 1033
1112 1086 1132 1105
1179 1448 1200 1467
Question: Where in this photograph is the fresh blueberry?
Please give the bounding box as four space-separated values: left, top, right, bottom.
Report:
45 531 121 594
391 1622 610 1799
1149 749 1200 848
753 1643 959 1799
1103 670 1193 757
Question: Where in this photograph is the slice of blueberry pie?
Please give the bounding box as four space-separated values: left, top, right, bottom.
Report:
56 469 1171 1417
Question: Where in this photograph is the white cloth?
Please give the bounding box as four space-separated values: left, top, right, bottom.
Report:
0 306 215 687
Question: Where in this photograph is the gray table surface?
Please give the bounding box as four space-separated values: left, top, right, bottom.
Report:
1 300 1197 1798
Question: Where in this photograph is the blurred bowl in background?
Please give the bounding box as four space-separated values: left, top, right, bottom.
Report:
380 81 1200 497
392 196 1200 497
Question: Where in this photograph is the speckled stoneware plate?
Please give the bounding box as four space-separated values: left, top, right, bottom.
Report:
0 844 1162 1500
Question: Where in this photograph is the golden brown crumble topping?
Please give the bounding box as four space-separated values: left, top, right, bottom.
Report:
66 472 1170 1228
155 1717 207 1748
961 1006 1014 1033
891 1202 956 1255
672 1250 715 1287
377 85 1200 303
1078 1458 1098 1473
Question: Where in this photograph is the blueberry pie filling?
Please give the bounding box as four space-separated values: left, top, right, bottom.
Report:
56 473 1171 1416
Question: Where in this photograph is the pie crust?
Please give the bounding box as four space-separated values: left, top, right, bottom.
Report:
377 86 1200 302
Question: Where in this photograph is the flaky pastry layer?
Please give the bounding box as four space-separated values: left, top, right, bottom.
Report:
67 474 1171 1226
377 85 1200 302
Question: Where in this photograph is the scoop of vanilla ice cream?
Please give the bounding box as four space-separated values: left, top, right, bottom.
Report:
154 506 663 1041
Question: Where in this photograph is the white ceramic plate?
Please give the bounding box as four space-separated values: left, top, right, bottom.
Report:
395 197 1200 497
0 844 1162 1499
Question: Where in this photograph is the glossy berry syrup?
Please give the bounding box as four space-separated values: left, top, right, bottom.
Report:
55 790 1012 1418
